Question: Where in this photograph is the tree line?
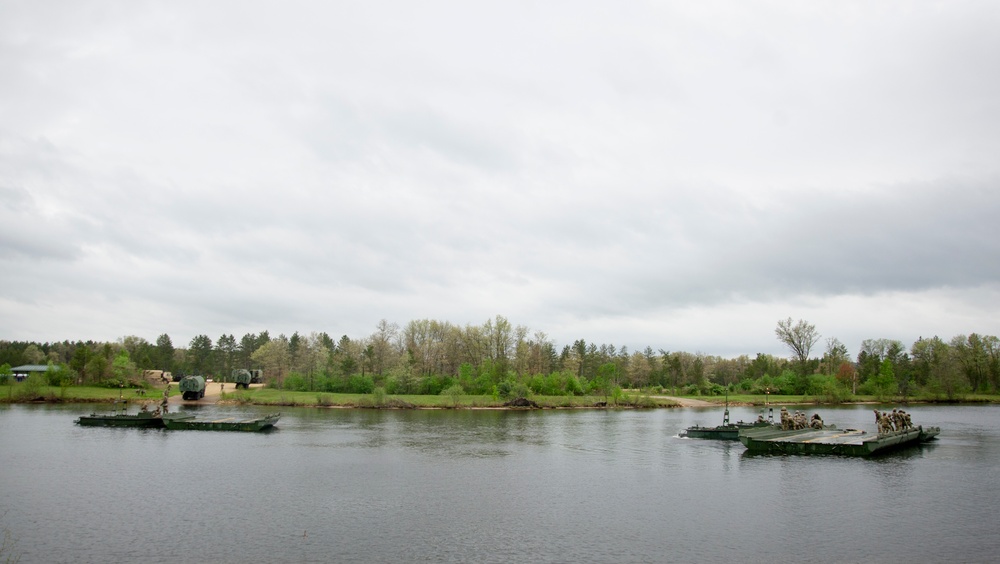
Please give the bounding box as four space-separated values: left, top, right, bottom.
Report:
2 315 998 400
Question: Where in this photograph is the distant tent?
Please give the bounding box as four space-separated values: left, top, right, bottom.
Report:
11 365 49 373
10 364 49 382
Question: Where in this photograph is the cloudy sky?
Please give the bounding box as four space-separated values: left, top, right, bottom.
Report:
2 1 999 359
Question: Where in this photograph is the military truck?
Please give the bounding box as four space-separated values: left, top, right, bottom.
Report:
179 375 206 400
232 369 262 389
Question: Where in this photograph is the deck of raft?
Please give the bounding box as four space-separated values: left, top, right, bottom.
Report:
745 427 872 444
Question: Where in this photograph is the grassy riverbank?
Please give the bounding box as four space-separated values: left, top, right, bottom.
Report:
0 383 177 403
0 383 675 408
219 388 681 408
2 383 997 407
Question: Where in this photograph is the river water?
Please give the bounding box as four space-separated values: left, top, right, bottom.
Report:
1 403 997 563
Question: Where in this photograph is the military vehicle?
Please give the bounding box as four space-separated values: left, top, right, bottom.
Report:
179 375 206 400
232 369 263 389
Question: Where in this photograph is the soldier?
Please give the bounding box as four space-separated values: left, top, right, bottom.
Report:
810 413 824 429
161 384 170 415
875 410 887 435
901 410 912 429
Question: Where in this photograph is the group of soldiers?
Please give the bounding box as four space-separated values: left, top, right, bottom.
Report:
875 408 913 435
143 384 171 417
779 407 825 430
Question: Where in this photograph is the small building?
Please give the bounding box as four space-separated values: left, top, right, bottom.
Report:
11 364 50 382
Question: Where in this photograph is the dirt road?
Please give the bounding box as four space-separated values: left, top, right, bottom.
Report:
651 395 715 407
165 382 263 406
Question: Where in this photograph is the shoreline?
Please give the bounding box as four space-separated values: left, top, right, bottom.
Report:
6 397 995 409
4 384 997 409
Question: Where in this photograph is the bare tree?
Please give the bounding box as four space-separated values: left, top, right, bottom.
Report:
775 318 820 371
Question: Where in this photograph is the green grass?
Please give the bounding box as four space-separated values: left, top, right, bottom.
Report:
218 388 681 408
4 383 996 407
655 392 1000 405
0 383 175 403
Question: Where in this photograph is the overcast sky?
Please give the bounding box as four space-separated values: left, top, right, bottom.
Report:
2 1 999 359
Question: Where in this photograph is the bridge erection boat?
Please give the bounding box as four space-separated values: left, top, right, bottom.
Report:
76 400 194 428
680 407 774 440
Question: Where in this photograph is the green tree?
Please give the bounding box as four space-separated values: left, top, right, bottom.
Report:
216 334 237 380
822 338 849 376
985 335 1000 392
23 344 45 365
951 334 989 392
252 336 290 387
370 320 402 378
338 335 357 376
111 351 138 384
288 332 301 373
86 354 110 382
237 332 269 369
869 359 897 399
119 336 152 368
70 345 94 383
188 335 214 374
594 362 618 402
155 334 175 373
483 315 514 379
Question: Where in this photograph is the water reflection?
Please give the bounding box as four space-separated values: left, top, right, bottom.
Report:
3 404 1000 563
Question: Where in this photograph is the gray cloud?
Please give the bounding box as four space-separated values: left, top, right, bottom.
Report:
2 1 999 357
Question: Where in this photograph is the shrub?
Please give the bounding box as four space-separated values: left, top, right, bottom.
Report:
232 390 254 405
348 374 375 394
706 383 726 396
565 373 584 396
17 374 46 400
610 386 624 406
496 379 529 401
283 373 307 391
441 384 464 407
372 386 386 407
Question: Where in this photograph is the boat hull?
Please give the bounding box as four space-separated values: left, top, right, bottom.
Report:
162 413 280 431
76 412 194 428
739 425 940 457
681 421 774 440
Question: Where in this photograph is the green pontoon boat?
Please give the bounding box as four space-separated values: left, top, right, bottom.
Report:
76 400 195 428
680 398 774 440
162 413 280 432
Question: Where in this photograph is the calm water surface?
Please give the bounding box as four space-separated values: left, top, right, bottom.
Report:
1 403 998 563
